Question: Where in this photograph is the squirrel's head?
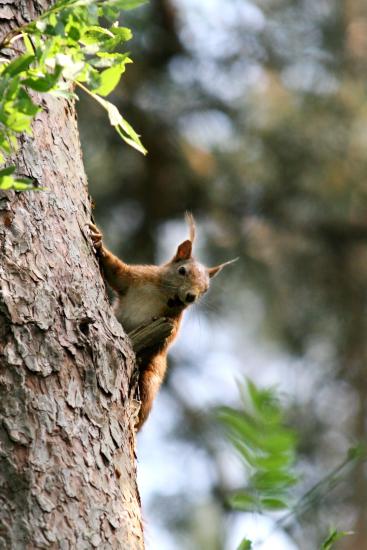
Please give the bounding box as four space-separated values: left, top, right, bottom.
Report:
163 213 238 309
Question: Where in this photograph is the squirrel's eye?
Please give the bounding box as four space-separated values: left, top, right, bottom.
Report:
178 266 186 276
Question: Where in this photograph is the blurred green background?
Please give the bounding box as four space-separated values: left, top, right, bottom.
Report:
78 1 367 548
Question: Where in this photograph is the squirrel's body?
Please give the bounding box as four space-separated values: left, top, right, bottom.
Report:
115 275 168 332
90 214 236 430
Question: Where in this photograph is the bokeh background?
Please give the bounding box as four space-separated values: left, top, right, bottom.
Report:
77 1 367 548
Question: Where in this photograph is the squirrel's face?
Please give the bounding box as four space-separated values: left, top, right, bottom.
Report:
162 214 238 309
163 258 210 308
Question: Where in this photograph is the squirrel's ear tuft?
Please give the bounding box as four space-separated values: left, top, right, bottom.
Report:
207 257 239 278
173 239 192 262
185 211 196 244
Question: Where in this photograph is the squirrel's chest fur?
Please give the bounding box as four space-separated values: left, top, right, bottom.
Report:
114 282 167 333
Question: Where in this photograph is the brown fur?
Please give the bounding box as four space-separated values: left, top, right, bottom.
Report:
89 216 237 430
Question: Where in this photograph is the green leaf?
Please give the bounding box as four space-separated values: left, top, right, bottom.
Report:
50 89 78 100
91 52 131 69
237 540 252 550
110 26 132 41
347 443 366 461
100 5 120 21
260 431 297 454
253 470 298 492
2 111 33 133
81 25 115 46
3 54 35 77
0 136 13 155
82 25 132 52
107 0 148 9
22 33 35 55
67 25 81 41
0 174 34 190
91 64 126 96
4 75 22 100
246 379 279 420
253 453 294 471
230 438 257 467
90 93 147 154
17 89 40 116
219 408 261 449
229 492 259 512
0 166 16 177
260 497 288 510
0 175 19 189
321 529 353 550
23 68 61 92
115 123 147 154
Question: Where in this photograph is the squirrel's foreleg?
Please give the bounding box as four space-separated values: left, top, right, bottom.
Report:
89 223 130 293
136 354 167 431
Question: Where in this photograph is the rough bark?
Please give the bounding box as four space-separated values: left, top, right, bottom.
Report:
0 2 144 549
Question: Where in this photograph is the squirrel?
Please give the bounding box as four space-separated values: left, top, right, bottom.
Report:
89 213 237 430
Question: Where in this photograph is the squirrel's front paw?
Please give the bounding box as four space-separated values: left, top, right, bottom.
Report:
89 223 103 253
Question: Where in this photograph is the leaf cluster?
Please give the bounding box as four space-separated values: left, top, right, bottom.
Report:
219 381 365 549
0 0 147 189
219 380 298 515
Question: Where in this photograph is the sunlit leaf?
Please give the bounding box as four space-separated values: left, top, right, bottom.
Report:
91 52 131 69
91 64 125 96
110 26 132 41
81 25 115 45
0 136 12 154
0 174 34 190
106 0 147 9
3 111 33 133
22 33 35 55
50 89 78 100
89 93 147 154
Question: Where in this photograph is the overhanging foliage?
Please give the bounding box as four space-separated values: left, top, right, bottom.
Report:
0 0 147 189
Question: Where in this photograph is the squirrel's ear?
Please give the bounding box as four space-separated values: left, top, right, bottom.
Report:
207 258 239 278
173 239 192 262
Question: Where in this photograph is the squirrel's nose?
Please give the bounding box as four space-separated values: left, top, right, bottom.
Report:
186 292 196 303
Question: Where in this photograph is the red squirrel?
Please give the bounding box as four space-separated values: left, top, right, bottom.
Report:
89 214 236 430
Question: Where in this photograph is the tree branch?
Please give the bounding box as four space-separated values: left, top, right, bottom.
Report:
128 317 175 355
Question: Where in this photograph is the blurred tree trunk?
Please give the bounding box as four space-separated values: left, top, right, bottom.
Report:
341 248 367 550
0 3 144 549
342 3 367 548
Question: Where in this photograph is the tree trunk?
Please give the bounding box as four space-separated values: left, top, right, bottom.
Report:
0 3 144 549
